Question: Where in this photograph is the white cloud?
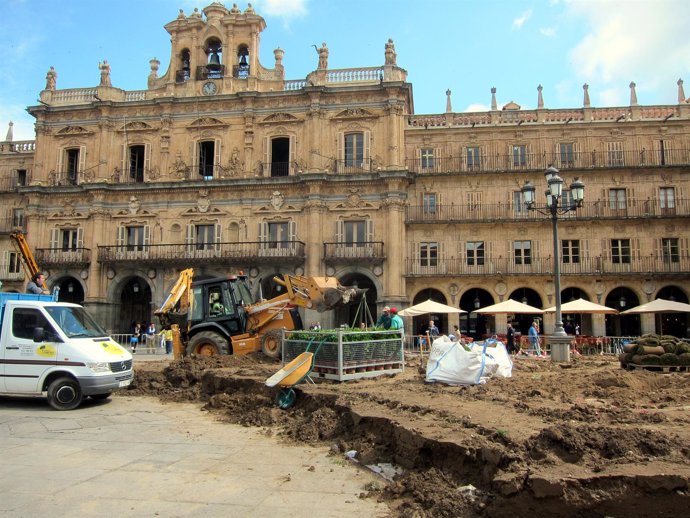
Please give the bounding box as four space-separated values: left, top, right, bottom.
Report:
255 0 308 27
540 26 557 37
465 103 490 113
567 0 690 103
512 9 533 30
598 87 624 107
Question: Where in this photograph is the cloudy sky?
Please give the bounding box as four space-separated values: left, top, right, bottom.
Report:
1 0 689 141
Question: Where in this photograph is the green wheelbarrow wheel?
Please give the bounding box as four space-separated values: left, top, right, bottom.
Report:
276 388 297 409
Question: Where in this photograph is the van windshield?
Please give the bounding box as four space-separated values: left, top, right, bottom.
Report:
45 306 108 339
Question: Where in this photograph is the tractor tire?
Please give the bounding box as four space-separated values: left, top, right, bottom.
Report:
47 376 83 411
187 331 230 356
261 329 283 359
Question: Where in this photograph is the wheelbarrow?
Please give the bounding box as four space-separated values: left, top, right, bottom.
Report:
265 337 325 409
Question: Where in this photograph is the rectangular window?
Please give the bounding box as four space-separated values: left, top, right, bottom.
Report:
344 133 364 167
344 220 366 246
420 148 434 169
129 145 146 182
268 222 290 249
514 240 531 265
12 208 24 228
559 143 575 167
422 192 437 216
9 252 21 274
466 241 485 266
660 187 675 209
466 146 481 170
61 229 79 251
662 238 679 263
194 224 215 250
420 242 438 267
607 141 624 167
16 169 28 187
513 191 527 216
658 139 670 165
562 240 580 264
608 188 626 210
611 239 631 264
127 226 146 252
512 145 527 168
198 141 215 179
66 148 80 185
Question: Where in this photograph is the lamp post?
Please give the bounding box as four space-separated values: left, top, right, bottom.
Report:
522 166 584 361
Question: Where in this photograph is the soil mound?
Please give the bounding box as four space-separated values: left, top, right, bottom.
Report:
128 354 690 517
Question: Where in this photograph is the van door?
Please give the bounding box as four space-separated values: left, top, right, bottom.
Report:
3 306 60 393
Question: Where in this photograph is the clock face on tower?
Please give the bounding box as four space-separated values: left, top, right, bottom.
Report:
202 81 217 95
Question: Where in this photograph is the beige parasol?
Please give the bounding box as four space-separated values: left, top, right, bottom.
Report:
544 298 618 314
620 298 690 314
397 299 466 317
473 299 544 314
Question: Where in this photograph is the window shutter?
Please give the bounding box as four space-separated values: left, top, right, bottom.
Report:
143 225 151 246
631 238 640 261
144 143 151 177
365 220 374 242
50 228 60 250
215 138 222 174
486 241 493 262
263 136 270 171
680 238 688 257
581 239 589 259
259 221 268 242
363 130 371 169
76 228 84 248
335 220 344 243
289 135 296 174
190 141 198 174
117 226 126 247
214 223 222 252
185 224 195 253
601 239 609 259
121 144 127 178
2 250 7 274
78 146 86 173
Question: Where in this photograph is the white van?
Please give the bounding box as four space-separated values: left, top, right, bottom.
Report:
0 293 134 410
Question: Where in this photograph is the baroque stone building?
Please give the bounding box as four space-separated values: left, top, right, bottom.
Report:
1 3 689 339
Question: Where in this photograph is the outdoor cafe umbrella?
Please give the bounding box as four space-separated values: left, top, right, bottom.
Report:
620 298 690 315
473 299 544 314
621 298 690 335
543 298 618 314
397 299 466 317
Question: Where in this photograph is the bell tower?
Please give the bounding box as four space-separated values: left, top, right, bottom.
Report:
152 3 282 96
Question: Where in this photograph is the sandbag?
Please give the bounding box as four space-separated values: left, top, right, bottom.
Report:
640 345 665 355
425 336 512 386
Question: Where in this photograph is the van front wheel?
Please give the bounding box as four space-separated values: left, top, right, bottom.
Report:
47 377 83 410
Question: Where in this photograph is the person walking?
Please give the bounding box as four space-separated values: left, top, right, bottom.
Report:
130 322 142 354
506 322 517 354
528 321 543 356
159 328 174 355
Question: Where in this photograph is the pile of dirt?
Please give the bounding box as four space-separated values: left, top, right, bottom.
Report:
128 353 690 517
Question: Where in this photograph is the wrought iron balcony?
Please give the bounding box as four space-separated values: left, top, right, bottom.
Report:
405 254 690 277
406 198 690 224
35 248 91 268
405 148 690 175
196 64 225 80
0 267 24 281
259 161 298 177
323 241 385 265
97 241 305 266
333 158 373 174
0 216 26 234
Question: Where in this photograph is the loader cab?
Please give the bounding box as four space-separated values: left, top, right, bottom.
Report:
189 276 254 336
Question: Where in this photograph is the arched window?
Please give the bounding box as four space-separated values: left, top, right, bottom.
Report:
205 38 223 78
235 44 250 78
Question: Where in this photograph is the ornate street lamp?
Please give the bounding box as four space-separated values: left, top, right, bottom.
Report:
522 167 585 361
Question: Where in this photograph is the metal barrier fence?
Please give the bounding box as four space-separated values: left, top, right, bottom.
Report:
111 333 166 354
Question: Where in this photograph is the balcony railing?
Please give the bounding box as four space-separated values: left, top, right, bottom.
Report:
0 172 31 192
323 242 385 264
97 241 305 265
0 267 24 281
405 254 690 277
0 216 26 234
196 64 225 80
333 158 373 174
35 248 91 268
259 161 298 177
406 198 690 223
406 148 690 174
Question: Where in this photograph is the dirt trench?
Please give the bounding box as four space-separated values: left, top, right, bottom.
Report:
128 355 690 517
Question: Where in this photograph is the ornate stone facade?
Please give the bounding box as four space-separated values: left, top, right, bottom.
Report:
1 3 689 339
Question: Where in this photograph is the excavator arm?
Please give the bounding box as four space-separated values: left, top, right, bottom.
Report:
10 231 47 288
154 268 194 328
